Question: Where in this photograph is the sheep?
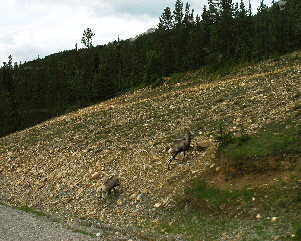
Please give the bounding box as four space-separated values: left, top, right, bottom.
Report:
97 169 120 198
167 129 193 170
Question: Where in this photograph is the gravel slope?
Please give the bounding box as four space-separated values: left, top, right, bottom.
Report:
1 51 301 240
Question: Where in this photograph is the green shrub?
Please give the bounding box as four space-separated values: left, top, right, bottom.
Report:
293 104 301 111
294 93 301 99
294 224 301 240
185 178 254 210
218 124 301 159
212 123 234 147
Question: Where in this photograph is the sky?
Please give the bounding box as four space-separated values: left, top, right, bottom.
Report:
0 0 273 65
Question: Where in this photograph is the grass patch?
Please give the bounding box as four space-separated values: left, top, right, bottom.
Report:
144 214 233 240
216 123 301 160
14 206 49 217
294 92 301 99
75 229 94 236
181 175 301 215
294 224 301 240
211 122 301 178
293 104 301 117
293 104 301 111
170 176 301 239
182 178 255 214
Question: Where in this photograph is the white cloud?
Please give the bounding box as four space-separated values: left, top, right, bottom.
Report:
107 0 174 17
12 31 32 45
0 0 273 65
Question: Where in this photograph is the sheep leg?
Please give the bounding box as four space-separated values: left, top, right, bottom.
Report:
101 192 108 199
167 153 177 170
167 157 173 170
181 151 186 162
168 152 180 170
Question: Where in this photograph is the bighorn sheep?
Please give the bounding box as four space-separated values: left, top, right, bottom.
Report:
167 129 192 170
97 169 120 198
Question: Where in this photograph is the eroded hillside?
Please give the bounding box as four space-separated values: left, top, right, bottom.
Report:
1 51 301 239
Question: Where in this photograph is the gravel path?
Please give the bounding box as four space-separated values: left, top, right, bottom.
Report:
0 205 182 241
0 205 103 241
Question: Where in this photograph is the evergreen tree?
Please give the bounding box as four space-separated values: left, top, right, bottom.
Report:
81 28 95 49
91 60 114 101
233 0 253 62
252 1 270 59
0 55 20 134
173 0 184 28
183 2 194 27
158 7 173 30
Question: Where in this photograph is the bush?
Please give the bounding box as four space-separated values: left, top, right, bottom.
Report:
212 123 234 147
294 224 301 240
184 178 254 212
217 123 301 160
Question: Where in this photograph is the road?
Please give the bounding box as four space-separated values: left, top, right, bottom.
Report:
0 205 103 241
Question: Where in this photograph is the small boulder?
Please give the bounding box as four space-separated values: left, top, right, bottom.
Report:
91 172 100 179
154 203 161 208
195 140 212 150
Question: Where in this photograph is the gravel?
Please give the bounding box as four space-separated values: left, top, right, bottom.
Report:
0 205 184 240
0 205 103 241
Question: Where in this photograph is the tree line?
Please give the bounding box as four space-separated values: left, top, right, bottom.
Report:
1 0 300 137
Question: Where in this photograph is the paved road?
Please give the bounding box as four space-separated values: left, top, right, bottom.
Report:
0 205 103 241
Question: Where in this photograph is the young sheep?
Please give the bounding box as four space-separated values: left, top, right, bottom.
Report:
97 169 120 198
167 129 192 170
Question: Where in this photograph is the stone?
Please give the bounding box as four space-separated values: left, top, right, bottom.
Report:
136 193 143 201
154 203 161 208
271 217 278 222
196 140 212 149
130 194 137 200
91 172 100 179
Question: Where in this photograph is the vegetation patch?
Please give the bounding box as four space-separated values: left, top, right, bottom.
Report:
294 224 301 240
179 178 255 216
146 215 233 240
14 205 49 217
211 122 301 178
179 174 301 218
160 174 301 239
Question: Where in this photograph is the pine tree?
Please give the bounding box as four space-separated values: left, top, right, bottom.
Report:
158 7 173 30
81 28 95 49
173 0 184 28
252 1 270 59
1 55 20 134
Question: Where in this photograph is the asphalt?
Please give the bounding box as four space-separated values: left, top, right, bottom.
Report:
0 205 103 241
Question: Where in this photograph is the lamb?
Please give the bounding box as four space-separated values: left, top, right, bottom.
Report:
97 169 120 198
167 129 193 170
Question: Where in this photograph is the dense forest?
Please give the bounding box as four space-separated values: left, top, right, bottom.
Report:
1 0 300 137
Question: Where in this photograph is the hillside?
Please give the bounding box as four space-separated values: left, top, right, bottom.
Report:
2 0 301 138
1 51 301 240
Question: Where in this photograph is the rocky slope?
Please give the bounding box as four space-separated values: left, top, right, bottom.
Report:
1 51 301 240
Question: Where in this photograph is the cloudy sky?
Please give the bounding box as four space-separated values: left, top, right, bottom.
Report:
1 0 273 65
